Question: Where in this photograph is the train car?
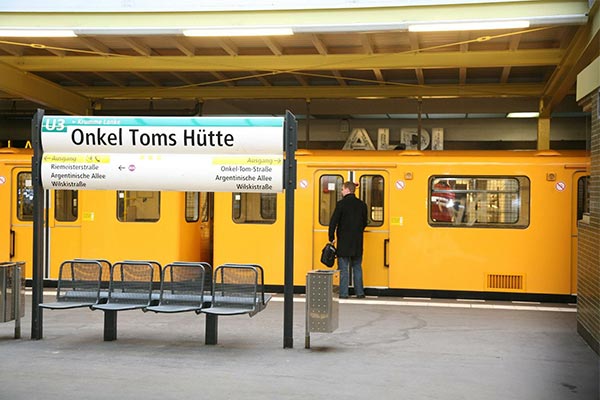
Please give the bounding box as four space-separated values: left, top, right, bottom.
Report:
213 149 590 299
1 146 590 299
0 147 213 279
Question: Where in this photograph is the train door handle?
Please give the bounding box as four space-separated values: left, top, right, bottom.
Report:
384 238 389 268
10 230 15 258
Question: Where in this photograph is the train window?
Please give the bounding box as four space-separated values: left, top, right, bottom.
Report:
577 176 590 221
429 176 530 228
116 191 160 222
55 190 78 222
319 175 343 226
231 193 276 224
185 192 199 222
16 172 33 221
359 175 384 227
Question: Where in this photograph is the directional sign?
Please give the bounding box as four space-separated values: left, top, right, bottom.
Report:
41 153 283 192
40 116 285 192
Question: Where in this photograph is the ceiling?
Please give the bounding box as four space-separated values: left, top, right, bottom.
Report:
0 1 598 120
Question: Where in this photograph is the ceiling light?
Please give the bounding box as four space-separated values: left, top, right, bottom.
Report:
0 29 77 37
408 20 530 32
183 27 293 37
506 112 540 118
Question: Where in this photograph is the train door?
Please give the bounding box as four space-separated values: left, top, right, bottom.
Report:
10 167 81 279
313 170 389 289
47 189 81 278
10 168 33 278
571 172 590 294
213 191 284 285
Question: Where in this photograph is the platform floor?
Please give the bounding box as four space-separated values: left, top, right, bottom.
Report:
0 293 598 400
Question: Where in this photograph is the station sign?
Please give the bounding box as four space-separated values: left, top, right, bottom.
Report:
40 116 284 192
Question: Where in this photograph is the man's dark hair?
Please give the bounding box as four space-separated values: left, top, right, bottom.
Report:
343 181 356 193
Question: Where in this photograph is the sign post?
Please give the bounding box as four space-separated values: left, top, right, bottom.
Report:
283 111 297 348
31 109 45 340
31 113 297 347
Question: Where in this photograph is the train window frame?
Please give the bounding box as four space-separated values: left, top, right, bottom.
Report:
116 190 161 223
359 174 385 227
54 190 78 222
577 176 590 221
185 192 199 223
231 192 276 225
428 175 530 229
318 175 344 226
16 171 34 221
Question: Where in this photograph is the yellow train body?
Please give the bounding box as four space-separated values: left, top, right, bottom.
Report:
214 149 589 296
0 148 211 279
1 147 590 297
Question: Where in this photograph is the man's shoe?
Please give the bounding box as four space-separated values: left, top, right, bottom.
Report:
339 295 349 299
356 294 365 299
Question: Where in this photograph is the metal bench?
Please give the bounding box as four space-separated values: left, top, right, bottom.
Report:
145 262 209 314
91 261 159 341
40 259 108 310
40 260 270 346
202 263 271 344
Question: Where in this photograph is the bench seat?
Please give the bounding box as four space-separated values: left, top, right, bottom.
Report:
144 263 208 315
202 264 270 318
92 302 148 311
40 300 97 310
145 304 202 313
39 260 105 310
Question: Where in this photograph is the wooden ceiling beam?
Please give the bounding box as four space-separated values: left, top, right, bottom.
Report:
0 49 563 72
0 61 90 115
74 82 546 100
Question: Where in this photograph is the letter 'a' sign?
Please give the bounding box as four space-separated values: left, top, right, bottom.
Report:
40 116 285 192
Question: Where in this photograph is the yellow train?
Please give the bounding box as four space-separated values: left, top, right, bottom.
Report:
213 149 590 298
1 147 590 299
0 147 213 280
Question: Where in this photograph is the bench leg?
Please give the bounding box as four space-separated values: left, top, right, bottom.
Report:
104 311 117 341
205 314 218 345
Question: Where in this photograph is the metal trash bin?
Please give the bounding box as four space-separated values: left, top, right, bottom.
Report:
305 269 339 348
0 262 25 338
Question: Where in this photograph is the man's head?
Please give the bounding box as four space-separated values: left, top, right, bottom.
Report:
342 181 356 196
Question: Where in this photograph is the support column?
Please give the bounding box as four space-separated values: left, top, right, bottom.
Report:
537 116 550 150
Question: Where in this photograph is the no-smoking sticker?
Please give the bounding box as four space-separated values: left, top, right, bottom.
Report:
299 179 308 189
555 181 566 192
395 180 405 190
0 176 5 185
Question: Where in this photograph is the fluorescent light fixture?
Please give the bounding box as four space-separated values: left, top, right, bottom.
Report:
506 112 540 118
408 20 530 32
76 28 180 35
0 29 77 37
183 27 293 37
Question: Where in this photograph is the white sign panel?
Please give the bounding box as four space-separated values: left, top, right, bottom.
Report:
40 116 285 192
42 153 283 192
41 116 283 154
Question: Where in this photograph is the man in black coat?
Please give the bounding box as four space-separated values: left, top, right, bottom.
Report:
328 181 368 299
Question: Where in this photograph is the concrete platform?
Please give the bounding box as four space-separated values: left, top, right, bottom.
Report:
0 293 598 400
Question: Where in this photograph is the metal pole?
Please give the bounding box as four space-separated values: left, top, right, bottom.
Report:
14 262 21 339
305 99 310 149
417 98 423 150
31 109 45 340
283 110 297 348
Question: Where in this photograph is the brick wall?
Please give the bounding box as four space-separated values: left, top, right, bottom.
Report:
577 92 600 355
